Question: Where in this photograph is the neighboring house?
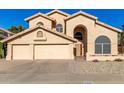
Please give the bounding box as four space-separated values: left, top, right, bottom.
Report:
1 10 123 61
0 28 14 39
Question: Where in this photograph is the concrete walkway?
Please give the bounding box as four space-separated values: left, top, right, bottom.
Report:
0 60 124 84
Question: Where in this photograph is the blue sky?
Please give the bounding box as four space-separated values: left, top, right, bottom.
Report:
0 9 124 30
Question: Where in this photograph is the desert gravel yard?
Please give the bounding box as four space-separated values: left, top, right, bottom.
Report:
0 59 124 84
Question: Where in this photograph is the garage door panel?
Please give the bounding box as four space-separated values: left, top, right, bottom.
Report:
13 45 31 60
35 45 70 59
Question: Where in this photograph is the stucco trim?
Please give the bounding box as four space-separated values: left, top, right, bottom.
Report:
96 21 122 33
1 26 77 43
46 9 70 17
34 43 70 45
65 11 97 21
25 12 56 22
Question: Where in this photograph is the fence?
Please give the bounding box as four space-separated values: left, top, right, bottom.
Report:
118 45 124 54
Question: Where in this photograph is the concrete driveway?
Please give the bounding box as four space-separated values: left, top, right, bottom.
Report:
0 59 124 84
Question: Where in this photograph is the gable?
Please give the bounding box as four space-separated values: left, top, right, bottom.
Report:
25 13 55 22
28 16 53 29
65 11 97 21
46 10 70 17
65 11 122 33
48 12 68 20
66 14 95 30
2 27 76 44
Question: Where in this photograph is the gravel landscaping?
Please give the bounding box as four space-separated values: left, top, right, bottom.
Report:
69 61 124 74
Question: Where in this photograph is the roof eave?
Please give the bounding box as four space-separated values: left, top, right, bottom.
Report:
65 11 97 21
96 21 122 33
25 13 56 22
46 9 70 17
0 28 14 34
1 26 76 43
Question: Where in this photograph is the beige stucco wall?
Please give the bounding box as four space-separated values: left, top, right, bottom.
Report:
29 16 52 29
48 13 67 34
66 15 96 58
94 24 118 55
86 23 118 61
66 15 96 38
6 44 12 60
65 15 118 61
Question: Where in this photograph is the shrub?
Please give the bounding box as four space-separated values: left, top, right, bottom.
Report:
0 43 4 58
0 42 6 59
114 58 123 62
92 59 99 62
106 60 111 62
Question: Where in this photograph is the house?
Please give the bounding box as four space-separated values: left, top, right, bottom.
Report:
1 9 123 61
0 28 14 39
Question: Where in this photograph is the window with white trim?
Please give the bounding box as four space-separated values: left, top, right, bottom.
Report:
95 36 111 54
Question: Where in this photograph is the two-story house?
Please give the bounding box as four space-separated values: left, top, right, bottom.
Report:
1 10 123 61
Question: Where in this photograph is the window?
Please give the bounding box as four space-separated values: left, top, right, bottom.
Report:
37 31 43 37
74 32 83 41
37 22 44 26
95 36 111 54
56 24 63 32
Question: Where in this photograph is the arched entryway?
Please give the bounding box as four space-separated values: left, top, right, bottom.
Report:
74 25 87 57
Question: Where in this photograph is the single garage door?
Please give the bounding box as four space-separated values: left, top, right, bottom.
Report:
35 45 71 59
13 45 31 60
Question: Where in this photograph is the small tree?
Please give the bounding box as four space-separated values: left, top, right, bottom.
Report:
0 43 4 58
8 25 25 34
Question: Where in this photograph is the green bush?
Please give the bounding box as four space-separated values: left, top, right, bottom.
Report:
92 59 99 62
114 58 123 62
0 42 6 58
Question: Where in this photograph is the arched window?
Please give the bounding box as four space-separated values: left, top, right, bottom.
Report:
74 32 83 41
37 31 43 37
95 36 111 54
37 22 44 26
56 24 63 32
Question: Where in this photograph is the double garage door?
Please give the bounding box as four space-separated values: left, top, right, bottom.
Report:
12 44 71 60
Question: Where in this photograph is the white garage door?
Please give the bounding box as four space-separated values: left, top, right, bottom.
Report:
35 45 71 59
13 45 31 60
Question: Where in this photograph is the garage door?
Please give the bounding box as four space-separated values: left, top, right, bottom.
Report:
34 45 71 59
13 45 31 60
